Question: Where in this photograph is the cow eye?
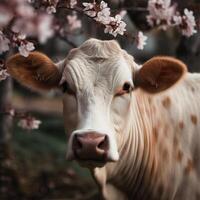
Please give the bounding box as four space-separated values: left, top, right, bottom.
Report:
123 82 132 92
115 82 133 96
61 81 75 95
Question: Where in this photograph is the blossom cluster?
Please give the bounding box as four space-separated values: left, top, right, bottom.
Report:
136 32 148 50
173 9 197 37
0 0 198 82
0 0 148 62
0 59 9 81
18 116 41 130
0 68 9 81
83 1 126 37
2 107 41 130
0 0 81 57
147 0 197 37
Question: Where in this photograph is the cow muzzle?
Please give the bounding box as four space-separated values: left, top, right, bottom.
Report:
73 132 108 160
66 130 119 167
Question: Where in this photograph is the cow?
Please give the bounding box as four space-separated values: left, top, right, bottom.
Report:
6 38 200 200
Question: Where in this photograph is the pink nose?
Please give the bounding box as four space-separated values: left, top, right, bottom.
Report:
72 132 109 161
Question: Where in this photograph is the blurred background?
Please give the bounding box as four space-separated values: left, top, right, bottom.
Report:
0 0 200 199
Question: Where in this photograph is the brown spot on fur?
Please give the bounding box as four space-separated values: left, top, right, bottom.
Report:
162 97 171 108
148 97 152 104
184 159 194 175
176 149 183 162
178 121 184 130
152 127 158 143
173 136 178 147
162 148 169 161
191 115 197 125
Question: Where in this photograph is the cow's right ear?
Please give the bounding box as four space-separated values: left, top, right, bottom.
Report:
6 52 63 91
134 56 187 94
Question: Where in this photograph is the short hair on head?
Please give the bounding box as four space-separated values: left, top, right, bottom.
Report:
78 38 122 59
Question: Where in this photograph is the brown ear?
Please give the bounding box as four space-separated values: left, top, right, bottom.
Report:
6 52 61 91
135 56 187 94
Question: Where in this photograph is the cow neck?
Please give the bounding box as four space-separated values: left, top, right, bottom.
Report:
106 90 159 199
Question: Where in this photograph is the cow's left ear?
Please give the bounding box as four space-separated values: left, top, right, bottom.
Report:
135 56 187 94
6 52 64 91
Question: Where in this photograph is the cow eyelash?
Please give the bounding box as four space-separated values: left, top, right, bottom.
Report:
61 81 75 95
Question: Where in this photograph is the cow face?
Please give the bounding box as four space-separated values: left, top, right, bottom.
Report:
6 39 187 168
61 44 134 167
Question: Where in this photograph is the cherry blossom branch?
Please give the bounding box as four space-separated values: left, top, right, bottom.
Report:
56 2 144 47
0 0 198 85
1 0 198 60
57 34 77 48
0 107 41 130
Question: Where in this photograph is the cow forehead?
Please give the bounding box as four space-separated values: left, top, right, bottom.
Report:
61 39 135 90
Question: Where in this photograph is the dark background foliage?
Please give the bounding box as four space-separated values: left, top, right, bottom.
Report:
1 0 200 199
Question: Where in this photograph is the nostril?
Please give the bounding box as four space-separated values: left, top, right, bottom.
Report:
73 134 82 150
97 135 109 151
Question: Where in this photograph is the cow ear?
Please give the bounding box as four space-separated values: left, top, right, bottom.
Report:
6 51 63 91
135 56 187 94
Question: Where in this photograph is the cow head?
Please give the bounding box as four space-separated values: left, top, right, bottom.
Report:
6 39 187 168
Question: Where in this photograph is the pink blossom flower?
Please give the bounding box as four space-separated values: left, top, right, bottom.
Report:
173 9 197 37
12 33 34 57
45 0 59 14
104 15 126 37
18 116 41 130
83 1 111 24
0 6 13 28
67 14 82 31
9 109 15 117
83 2 97 17
82 2 95 11
136 31 147 50
100 1 108 9
47 6 56 14
147 0 176 30
18 34 26 40
70 0 77 8
12 13 54 44
18 41 35 57
0 69 9 81
5 108 15 117
0 31 10 54
95 3 111 24
16 3 35 18
37 14 54 43
119 10 127 18
85 10 97 17
12 18 35 35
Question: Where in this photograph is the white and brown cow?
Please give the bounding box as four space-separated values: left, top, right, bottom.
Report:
6 39 200 200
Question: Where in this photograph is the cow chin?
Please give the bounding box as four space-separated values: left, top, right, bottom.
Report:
77 157 119 169
77 160 108 168
66 150 119 168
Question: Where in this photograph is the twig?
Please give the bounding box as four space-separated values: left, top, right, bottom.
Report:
58 34 77 48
